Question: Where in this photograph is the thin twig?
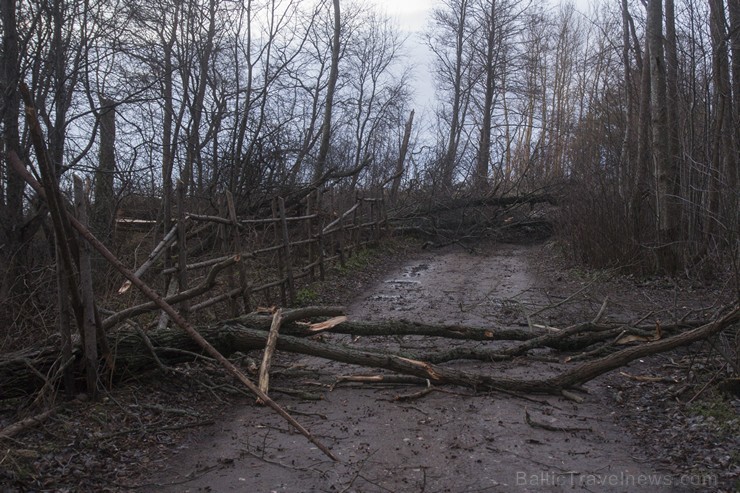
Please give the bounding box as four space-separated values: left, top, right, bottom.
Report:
524 408 591 432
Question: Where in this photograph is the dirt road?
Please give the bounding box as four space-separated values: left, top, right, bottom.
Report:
146 243 704 492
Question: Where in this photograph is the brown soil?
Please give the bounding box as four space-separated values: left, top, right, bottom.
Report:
1 240 737 492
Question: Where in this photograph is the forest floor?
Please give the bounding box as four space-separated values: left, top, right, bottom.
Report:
1 238 738 492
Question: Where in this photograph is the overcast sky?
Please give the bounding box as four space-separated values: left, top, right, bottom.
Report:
367 0 595 31
365 0 436 121
366 0 596 121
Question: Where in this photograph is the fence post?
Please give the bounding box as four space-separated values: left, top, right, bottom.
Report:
271 198 288 305
317 190 326 281
380 195 387 239
218 193 238 317
74 175 98 399
278 197 296 304
227 190 251 315
306 192 315 282
177 180 189 316
370 199 378 243
338 222 346 268
351 194 360 256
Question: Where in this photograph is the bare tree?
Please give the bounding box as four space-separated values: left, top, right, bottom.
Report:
427 0 474 190
344 10 405 187
729 0 740 264
92 96 116 241
664 0 680 177
647 0 679 271
314 0 340 180
731 0 740 177
707 0 736 247
390 110 414 201
0 0 26 300
472 0 504 191
510 9 548 182
183 0 218 196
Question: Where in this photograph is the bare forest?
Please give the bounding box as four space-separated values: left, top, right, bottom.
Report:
0 0 739 491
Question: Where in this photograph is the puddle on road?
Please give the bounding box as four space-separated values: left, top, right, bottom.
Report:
369 294 402 301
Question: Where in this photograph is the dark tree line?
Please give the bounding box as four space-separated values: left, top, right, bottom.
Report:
1 0 738 344
0 0 412 311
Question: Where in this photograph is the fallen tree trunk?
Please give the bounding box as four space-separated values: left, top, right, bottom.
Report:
548 305 740 388
234 310 701 353
392 193 557 219
235 311 543 341
3 304 737 399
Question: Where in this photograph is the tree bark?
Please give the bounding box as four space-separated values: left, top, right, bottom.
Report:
708 0 738 247
630 37 650 241
730 0 740 188
664 0 680 183
620 0 634 196
474 1 498 192
0 0 26 301
314 0 341 180
647 0 680 272
390 110 414 202
664 0 682 252
93 96 116 243
729 0 740 252
74 176 98 398
435 0 470 190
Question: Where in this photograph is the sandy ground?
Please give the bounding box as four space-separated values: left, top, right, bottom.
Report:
143 243 706 492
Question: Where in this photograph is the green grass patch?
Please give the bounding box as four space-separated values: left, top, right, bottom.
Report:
686 393 739 436
294 286 319 306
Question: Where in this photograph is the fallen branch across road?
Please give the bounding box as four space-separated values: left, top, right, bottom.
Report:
3 304 737 400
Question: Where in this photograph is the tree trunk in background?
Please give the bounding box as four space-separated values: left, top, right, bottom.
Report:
647 0 679 272
160 3 181 281
315 0 341 181
708 0 736 247
440 0 470 191
664 0 681 214
184 0 216 195
731 0 740 170
620 0 635 197
391 110 414 202
474 1 498 193
55 241 75 398
631 42 651 244
49 0 68 175
725 0 740 249
93 97 116 243
0 0 25 300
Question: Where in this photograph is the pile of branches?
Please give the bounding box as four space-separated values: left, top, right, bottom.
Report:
389 190 557 247
2 302 738 458
4 304 738 402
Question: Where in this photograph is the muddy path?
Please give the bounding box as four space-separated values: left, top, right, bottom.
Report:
145 243 701 492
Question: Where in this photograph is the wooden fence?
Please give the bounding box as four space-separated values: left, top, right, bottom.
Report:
107 189 387 329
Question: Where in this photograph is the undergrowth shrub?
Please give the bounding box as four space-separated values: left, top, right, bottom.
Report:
556 179 649 273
